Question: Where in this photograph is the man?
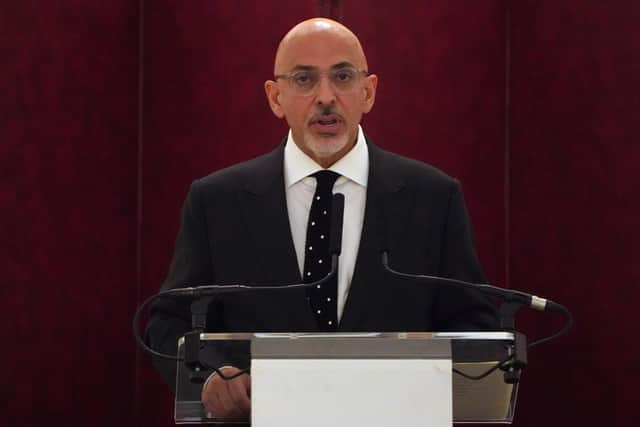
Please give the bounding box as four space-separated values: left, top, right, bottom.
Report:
146 18 497 419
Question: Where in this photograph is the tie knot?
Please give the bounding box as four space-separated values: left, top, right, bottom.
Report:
312 170 340 191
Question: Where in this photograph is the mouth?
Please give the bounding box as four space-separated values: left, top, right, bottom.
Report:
310 114 342 135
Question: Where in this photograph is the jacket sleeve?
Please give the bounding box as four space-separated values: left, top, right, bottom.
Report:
431 180 499 331
144 180 227 392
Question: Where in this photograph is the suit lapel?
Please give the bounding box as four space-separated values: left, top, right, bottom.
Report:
339 142 414 330
237 143 301 285
236 143 317 330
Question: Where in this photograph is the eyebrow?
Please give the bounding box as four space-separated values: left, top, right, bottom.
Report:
289 65 315 72
331 61 356 70
288 61 357 72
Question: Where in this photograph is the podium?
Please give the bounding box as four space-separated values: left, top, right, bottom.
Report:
174 332 520 425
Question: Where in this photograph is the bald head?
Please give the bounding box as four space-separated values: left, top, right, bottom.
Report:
264 18 377 168
274 18 368 75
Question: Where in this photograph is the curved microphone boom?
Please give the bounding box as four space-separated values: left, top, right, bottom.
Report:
380 251 573 347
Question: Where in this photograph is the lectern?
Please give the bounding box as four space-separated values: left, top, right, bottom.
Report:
173 331 520 425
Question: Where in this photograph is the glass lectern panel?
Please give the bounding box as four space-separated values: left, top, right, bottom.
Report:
175 332 518 424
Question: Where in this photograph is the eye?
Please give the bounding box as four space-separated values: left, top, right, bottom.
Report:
291 71 315 86
333 69 356 83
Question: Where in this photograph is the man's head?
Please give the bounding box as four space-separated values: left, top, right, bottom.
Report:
265 18 378 167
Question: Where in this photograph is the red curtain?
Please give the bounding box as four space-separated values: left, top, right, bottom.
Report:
2 1 638 426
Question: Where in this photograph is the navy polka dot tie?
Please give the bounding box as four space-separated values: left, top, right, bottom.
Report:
303 170 340 331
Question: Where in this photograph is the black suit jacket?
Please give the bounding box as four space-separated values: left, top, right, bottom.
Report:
146 139 498 389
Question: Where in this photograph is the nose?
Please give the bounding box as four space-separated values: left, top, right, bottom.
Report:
314 74 337 106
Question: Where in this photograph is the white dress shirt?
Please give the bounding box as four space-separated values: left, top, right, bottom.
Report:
284 126 369 322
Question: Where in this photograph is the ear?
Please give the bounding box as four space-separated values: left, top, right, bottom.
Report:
265 80 285 119
361 74 378 114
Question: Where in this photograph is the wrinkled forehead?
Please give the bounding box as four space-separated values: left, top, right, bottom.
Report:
274 29 367 74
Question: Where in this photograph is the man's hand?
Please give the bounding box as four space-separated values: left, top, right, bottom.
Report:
201 366 251 420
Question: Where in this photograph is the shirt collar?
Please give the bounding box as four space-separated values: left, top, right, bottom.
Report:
284 125 369 188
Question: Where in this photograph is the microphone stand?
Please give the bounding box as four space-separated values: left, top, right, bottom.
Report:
497 299 528 384
183 296 216 383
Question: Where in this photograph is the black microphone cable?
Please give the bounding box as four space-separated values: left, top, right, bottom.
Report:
453 355 515 381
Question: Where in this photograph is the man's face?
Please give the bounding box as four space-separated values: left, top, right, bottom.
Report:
265 26 377 167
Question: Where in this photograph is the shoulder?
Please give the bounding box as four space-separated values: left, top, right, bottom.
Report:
190 142 284 197
367 138 460 194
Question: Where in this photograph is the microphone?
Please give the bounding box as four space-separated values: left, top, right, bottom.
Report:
381 252 563 314
157 269 337 299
